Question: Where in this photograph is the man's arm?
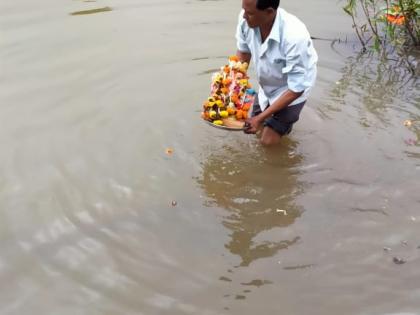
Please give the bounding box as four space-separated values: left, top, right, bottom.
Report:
236 50 251 64
254 89 302 121
244 89 303 134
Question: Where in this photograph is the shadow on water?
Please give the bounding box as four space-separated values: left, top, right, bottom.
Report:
197 138 305 268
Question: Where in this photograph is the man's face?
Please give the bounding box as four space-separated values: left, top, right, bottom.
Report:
242 0 272 28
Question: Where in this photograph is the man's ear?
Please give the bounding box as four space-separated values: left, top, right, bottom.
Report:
265 7 276 15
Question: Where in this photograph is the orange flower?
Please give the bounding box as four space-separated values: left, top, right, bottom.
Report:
230 94 239 103
229 55 239 62
227 107 236 115
386 13 405 25
221 87 229 94
242 103 252 111
222 78 232 86
201 111 210 120
236 110 243 120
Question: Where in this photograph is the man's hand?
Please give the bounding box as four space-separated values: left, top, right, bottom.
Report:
236 50 251 64
243 90 303 134
244 115 263 134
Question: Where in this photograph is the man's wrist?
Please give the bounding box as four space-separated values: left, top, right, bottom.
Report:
266 90 303 115
257 110 271 122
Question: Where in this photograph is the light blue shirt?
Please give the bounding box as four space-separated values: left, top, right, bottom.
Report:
236 8 318 110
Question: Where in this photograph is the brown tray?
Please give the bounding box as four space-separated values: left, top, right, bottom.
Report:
204 117 245 131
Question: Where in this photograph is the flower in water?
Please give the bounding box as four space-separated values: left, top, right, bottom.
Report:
403 119 412 127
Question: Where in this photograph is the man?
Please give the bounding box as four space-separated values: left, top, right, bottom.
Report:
237 0 318 145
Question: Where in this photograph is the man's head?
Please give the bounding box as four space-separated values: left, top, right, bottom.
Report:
242 0 279 28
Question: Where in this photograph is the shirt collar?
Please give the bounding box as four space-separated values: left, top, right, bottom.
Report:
266 9 282 43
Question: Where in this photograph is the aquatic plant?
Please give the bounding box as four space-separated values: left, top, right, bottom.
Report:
343 0 420 51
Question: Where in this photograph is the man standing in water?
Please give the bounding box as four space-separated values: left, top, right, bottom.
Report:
238 0 318 145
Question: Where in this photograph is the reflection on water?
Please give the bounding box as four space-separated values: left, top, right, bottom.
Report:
197 139 304 267
70 7 112 16
321 52 419 134
318 50 420 167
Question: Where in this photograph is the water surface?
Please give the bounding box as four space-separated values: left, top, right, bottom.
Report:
0 0 419 314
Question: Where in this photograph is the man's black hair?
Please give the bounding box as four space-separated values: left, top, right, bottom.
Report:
256 0 280 10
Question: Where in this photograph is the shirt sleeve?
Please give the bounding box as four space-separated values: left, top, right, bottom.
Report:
282 37 311 93
235 10 251 53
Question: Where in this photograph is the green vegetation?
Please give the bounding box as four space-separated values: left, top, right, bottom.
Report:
343 0 420 50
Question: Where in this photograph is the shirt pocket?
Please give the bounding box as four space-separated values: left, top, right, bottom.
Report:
266 54 287 84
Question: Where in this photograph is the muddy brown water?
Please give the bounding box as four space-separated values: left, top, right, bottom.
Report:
0 0 419 314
